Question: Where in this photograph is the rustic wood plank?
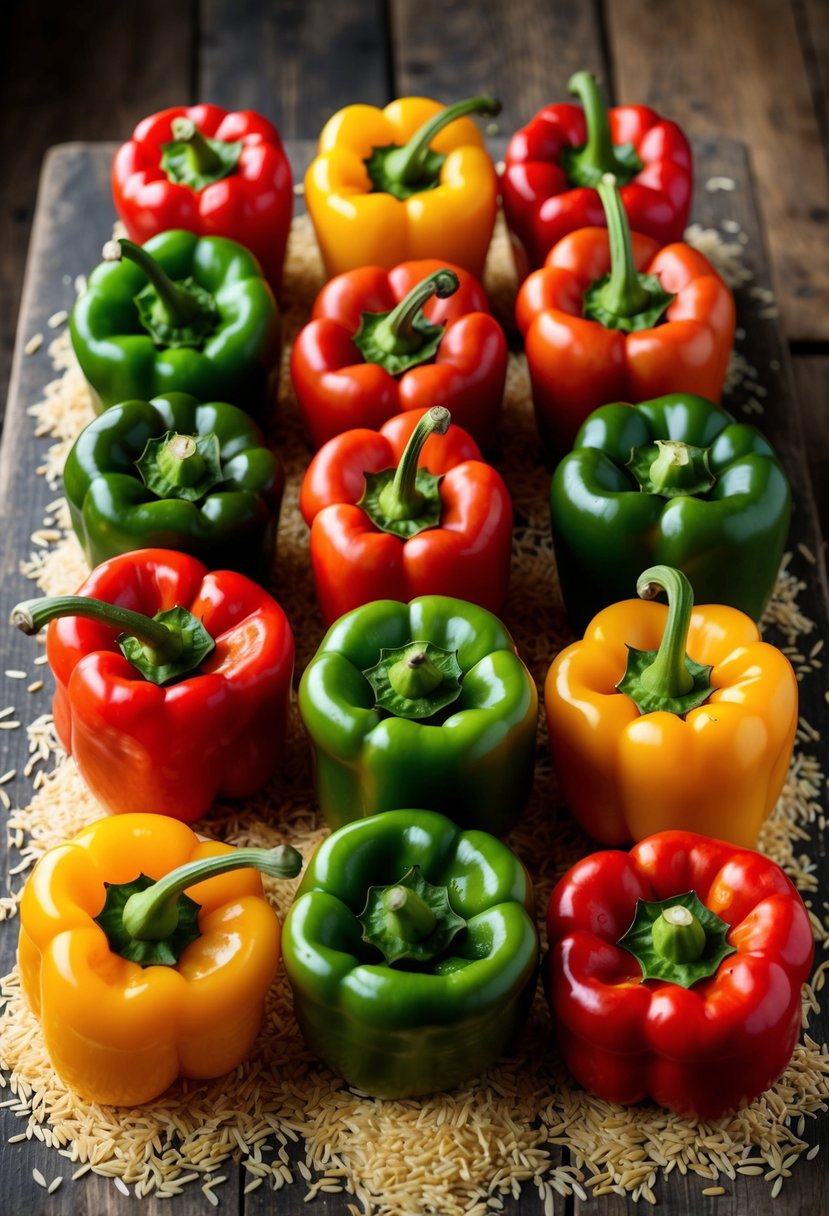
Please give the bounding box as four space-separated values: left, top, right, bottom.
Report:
605 0 829 343
391 0 606 133
0 0 195 430
572 136 829 1216
198 0 390 137
795 0 829 171
792 356 829 536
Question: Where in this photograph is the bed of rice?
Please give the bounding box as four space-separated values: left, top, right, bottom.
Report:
0 213 826 1212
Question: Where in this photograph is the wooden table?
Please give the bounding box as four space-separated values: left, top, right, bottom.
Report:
2 5 829 1213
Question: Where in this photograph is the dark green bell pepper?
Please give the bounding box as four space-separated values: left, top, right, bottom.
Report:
550 394 791 632
281 809 539 1098
63 392 284 576
70 232 280 420
298 596 538 836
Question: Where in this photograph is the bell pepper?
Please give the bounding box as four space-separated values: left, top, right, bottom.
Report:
305 96 500 279
299 406 512 625
545 829 814 1119
19 813 302 1105
64 392 285 577
550 393 792 632
12 549 294 821
502 71 693 277
545 565 797 846
70 233 280 420
112 104 293 294
290 261 507 449
282 809 538 1098
298 595 537 835
516 175 735 453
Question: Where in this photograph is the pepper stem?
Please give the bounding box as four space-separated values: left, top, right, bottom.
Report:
156 434 207 488
387 646 445 700
11 595 182 663
381 884 438 942
371 269 459 355
383 96 501 186
122 845 303 941
595 173 650 317
377 406 451 521
104 238 202 328
651 905 706 963
635 566 695 699
170 117 225 177
568 71 617 177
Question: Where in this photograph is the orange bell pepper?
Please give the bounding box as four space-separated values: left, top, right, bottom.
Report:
305 96 500 279
516 174 735 452
545 566 797 847
19 814 301 1105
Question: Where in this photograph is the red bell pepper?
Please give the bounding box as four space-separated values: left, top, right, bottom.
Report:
12 550 294 821
299 407 512 625
516 175 735 453
502 71 693 278
290 260 507 450
112 105 293 293
546 831 814 1120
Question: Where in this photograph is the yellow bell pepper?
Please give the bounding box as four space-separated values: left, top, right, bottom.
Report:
305 95 500 279
545 565 797 847
19 814 301 1106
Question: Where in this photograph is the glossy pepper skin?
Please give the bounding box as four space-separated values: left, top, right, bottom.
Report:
64 393 285 577
515 183 734 454
298 596 537 836
291 259 507 450
282 809 539 1098
306 97 499 279
502 71 692 277
545 572 798 847
19 815 288 1106
551 394 792 632
546 831 814 1119
112 104 293 293
70 231 280 421
43 550 294 820
299 409 513 625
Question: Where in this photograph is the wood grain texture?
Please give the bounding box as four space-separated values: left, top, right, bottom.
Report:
605 0 829 342
391 0 605 132
792 355 829 535
198 0 390 136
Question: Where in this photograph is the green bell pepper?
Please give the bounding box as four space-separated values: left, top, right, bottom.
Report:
550 394 791 632
298 597 538 836
70 232 280 420
63 392 284 577
282 809 539 1098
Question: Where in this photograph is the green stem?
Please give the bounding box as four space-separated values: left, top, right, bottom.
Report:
596 173 650 317
377 406 451 520
568 71 617 176
651 904 706 963
122 845 303 941
105 238 202 328
170 117 224 177
387 646 445 700
371 269 459 355
384 96 501 186
635 566 695 700
11 595 182 663
156 434 207 488
381 883 438 943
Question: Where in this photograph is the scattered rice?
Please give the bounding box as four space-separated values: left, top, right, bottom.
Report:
0 211 826 1213
23 334 43 356
705 176 737 192
47 310 68 329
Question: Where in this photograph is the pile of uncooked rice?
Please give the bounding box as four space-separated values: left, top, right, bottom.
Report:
0 214 826 1212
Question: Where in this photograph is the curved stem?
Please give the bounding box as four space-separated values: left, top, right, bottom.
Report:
105 238 202 327
596 173 649 317
377 406 451 521
11 595 182 661
568 71 617 175
381 884 438 942
371 269 459 355
635 566 695 699
122 845 303 941
385 96 500 185
170 117 224 177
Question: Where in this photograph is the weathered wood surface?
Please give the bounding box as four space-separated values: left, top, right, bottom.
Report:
0 133 827 1214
